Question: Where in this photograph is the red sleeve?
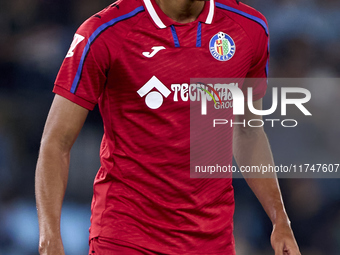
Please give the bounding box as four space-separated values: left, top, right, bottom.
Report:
53 18 110 110
243 17 269 101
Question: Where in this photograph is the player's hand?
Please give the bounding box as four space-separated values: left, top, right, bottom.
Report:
270 221 301 255
38 237 65 255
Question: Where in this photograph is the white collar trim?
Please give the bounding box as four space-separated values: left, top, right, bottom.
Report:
143 0 166 29
206 0 215 24
143 0 215 28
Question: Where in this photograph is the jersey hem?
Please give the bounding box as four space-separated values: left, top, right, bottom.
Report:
89 235 236 255
53 85 96 110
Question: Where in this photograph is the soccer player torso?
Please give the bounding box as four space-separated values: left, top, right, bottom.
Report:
54 0 269 253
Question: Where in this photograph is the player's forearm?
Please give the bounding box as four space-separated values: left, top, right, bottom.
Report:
35 140 70 246
233 127 289 225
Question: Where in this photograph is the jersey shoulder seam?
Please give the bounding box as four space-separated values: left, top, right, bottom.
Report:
88 5 145 44
215 6 257 67
215 1 268 37
106 7 146 68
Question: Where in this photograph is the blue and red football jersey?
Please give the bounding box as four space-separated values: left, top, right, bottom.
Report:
54 0 269 253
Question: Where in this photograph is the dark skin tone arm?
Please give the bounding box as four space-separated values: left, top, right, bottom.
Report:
35 95 89 255
233 99 301 255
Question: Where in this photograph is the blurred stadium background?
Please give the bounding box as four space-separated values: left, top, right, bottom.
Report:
0 0 339 254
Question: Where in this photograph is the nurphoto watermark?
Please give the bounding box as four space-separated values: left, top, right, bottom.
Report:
189 78 339 179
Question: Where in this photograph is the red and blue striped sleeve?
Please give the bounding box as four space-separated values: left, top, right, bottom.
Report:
53 6 145 110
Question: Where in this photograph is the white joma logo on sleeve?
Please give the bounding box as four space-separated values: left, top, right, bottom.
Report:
66 34 85 58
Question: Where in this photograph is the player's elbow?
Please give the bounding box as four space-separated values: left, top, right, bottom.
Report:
39 131 73 157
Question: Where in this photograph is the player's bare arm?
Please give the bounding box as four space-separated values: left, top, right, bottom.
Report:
35 95 89 255
233 99 301 255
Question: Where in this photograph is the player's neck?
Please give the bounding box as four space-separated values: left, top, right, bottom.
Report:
154 0 205 23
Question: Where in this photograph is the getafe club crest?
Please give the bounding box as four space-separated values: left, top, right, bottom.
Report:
209 32 236 61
